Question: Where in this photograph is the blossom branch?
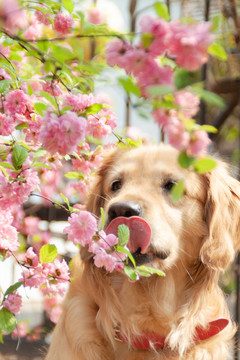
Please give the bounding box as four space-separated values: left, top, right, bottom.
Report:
30 193 71 214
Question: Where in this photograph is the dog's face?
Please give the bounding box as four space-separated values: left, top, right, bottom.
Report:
86 144 240 274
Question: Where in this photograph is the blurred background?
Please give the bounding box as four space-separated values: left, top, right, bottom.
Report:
0 0 239 359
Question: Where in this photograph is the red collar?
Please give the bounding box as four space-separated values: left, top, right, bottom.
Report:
116 318 229 350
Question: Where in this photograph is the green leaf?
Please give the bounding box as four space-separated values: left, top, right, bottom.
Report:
171 180 185 202
201 125 218 134
38 91 58 109
0 162 15 170
51 44 74 62
211 13 225 32
174 69 198 89
147 85 173 96
123 266 137 281
115 246 136 268
12 145 28 170
62 0 74 13
178 151 195 169
208 42 227 61
117 224 130 247
99 208 105 231
64 171 84 180
0 249 8 261
194 158 217 174
154 2 170 21
136 265 165 277
0 308 16 334
43 61 56 74
37 40 49 53
15 122 29 130
141 32 154 49
39 244 58 264
85 103 103 115
118 77 141 97
34 102 48 116
0 61 18 80
33 162 51 169
60 193 70 208
0 80 10 94
124 137 142 148
191 88 225 109
0 330 3 344
5 282 23 297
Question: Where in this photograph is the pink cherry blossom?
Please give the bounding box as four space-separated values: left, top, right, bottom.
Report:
22 217 40 236
126 126 148 142
0 68 11 80
43 296 63 324
93 251 118 272
0 44 11 57
51 259 70 282
72 157 92 175
87 114 112 138
137 62 174 97
62 93 94 113
64 211 98 246
124 49 151 77
39 111 87 155
0 168 39 208
23 15 41 40
24 118 42 147
152 108 170 127
49 304 62 324
105 39 133 68
87 106 117 139
42 80 62 97
164 110 190 150
3 292 22 314
188 130 211 157
41 281 67 297
0 113 15 135
12 322 28 339
139 15 169 57
0 209 19 255
20 267 45 288
88 7 105 25
35 5 51 25
175 90 200 118
168 21 214 71
72 180 88 203
54 12 74 34
25 247 39 267
98 232 118 250
1 0 27 31
4 89 32 116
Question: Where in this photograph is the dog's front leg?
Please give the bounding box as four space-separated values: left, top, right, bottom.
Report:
45 292 113 360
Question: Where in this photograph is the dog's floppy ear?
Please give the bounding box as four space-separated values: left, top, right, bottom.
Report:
200 161 240 271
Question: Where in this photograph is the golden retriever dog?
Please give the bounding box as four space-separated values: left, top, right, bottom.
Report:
45 144 240 360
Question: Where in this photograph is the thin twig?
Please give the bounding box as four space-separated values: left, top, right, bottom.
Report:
1 28 46 63
30 193 71 214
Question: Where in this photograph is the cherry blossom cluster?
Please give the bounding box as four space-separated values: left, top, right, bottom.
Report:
1 0 105 38
19 247 70 296
106 14 214 156
64 211 128 272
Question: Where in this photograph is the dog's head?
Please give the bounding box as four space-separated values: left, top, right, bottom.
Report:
83 144 240 274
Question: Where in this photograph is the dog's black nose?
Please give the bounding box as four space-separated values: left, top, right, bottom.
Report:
108 202 142 222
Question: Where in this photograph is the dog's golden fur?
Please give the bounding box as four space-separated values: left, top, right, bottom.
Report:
45 144 240 360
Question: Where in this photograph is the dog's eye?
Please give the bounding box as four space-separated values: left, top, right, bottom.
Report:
111 179 122 192
163 180 177 192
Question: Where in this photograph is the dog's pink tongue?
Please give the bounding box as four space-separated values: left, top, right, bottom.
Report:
106 216 151 254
